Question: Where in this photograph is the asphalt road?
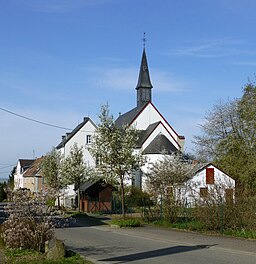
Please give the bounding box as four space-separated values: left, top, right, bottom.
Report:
55 217 256 264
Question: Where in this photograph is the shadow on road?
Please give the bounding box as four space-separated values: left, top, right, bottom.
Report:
99 244 217 263
65 214 111 228
67 244 217 263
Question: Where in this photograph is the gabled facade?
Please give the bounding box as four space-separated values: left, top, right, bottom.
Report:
56 117 97 165
56 117 97 207
23 157 47 192
116 48 185 189
79 181 115 213
14 159 35 190
177 163 235 206
14 157 46 193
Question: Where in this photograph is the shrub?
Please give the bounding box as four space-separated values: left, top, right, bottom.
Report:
2 189 56 252
192 190 256 233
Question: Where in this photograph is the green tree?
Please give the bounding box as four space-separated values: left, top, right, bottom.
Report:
5 166 15 201
89 104 143 217
41 148 65 208
61 143 90 212
0 182 7 202
194 81 256 194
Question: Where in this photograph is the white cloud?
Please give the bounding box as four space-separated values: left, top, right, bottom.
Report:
165 39 256 58
84 65 189 93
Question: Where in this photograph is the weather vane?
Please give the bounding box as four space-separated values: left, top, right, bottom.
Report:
142 32 147 48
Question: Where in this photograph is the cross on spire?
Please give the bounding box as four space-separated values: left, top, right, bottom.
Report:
142 32 147 49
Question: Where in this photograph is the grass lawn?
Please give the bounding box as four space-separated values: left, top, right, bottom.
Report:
3 249 94 264
153 219 256 239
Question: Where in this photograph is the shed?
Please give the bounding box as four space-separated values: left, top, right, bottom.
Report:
79 181 115 213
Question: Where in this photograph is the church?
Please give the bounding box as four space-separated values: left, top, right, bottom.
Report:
116 48 185 189
55 47 186 206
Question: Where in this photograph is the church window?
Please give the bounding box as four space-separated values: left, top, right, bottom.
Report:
206 168 214 184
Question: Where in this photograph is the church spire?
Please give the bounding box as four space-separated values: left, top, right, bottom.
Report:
136 48 153 90
136 46 153 107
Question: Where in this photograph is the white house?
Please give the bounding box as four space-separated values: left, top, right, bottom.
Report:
56 117 97 207
116 48 185 189
177 163 235 206
14 159 35 190
14 157 47 193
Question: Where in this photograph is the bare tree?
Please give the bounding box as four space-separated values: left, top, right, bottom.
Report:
194 81 256 193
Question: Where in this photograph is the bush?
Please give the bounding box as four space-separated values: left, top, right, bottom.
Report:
2 189 56 252
192 191 256 233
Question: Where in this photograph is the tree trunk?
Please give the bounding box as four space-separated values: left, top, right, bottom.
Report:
120 178 125 217
57 195 60 209
77 187 81 212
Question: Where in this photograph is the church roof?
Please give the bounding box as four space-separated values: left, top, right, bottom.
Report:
136 121 161 147
136 121 179 153
115 104 146 128
136 48 153 90
143 133 178 154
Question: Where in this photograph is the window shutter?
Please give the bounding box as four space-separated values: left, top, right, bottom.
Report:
206 168 214 184
200 187 208 198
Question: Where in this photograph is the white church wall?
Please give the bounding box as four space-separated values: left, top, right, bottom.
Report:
140 154 167 191
134 103 182 150
141 123 180 151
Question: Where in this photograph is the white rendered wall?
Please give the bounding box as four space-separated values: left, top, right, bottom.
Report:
58 120 96 207
14 161 24 190
64 120 96 166
179 165 235 206
141 123 180 151
132 104 182 149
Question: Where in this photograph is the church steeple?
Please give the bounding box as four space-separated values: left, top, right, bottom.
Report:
136 48 153 107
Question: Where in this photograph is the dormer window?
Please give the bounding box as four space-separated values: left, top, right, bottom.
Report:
86 135 92 144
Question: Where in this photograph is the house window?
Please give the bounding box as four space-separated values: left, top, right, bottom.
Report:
86 135 92 144
206 168 214 184
200 187 208 198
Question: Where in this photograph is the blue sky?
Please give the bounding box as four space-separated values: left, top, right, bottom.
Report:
1 0 256 178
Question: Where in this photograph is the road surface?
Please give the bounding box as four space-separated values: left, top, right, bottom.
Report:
55 217 256 264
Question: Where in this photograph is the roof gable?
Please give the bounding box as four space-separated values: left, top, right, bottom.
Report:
56 117 96 149
18 159 35 169
23 157 44 177
194 163 234 180
143 134 177 154
140 121 181 150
